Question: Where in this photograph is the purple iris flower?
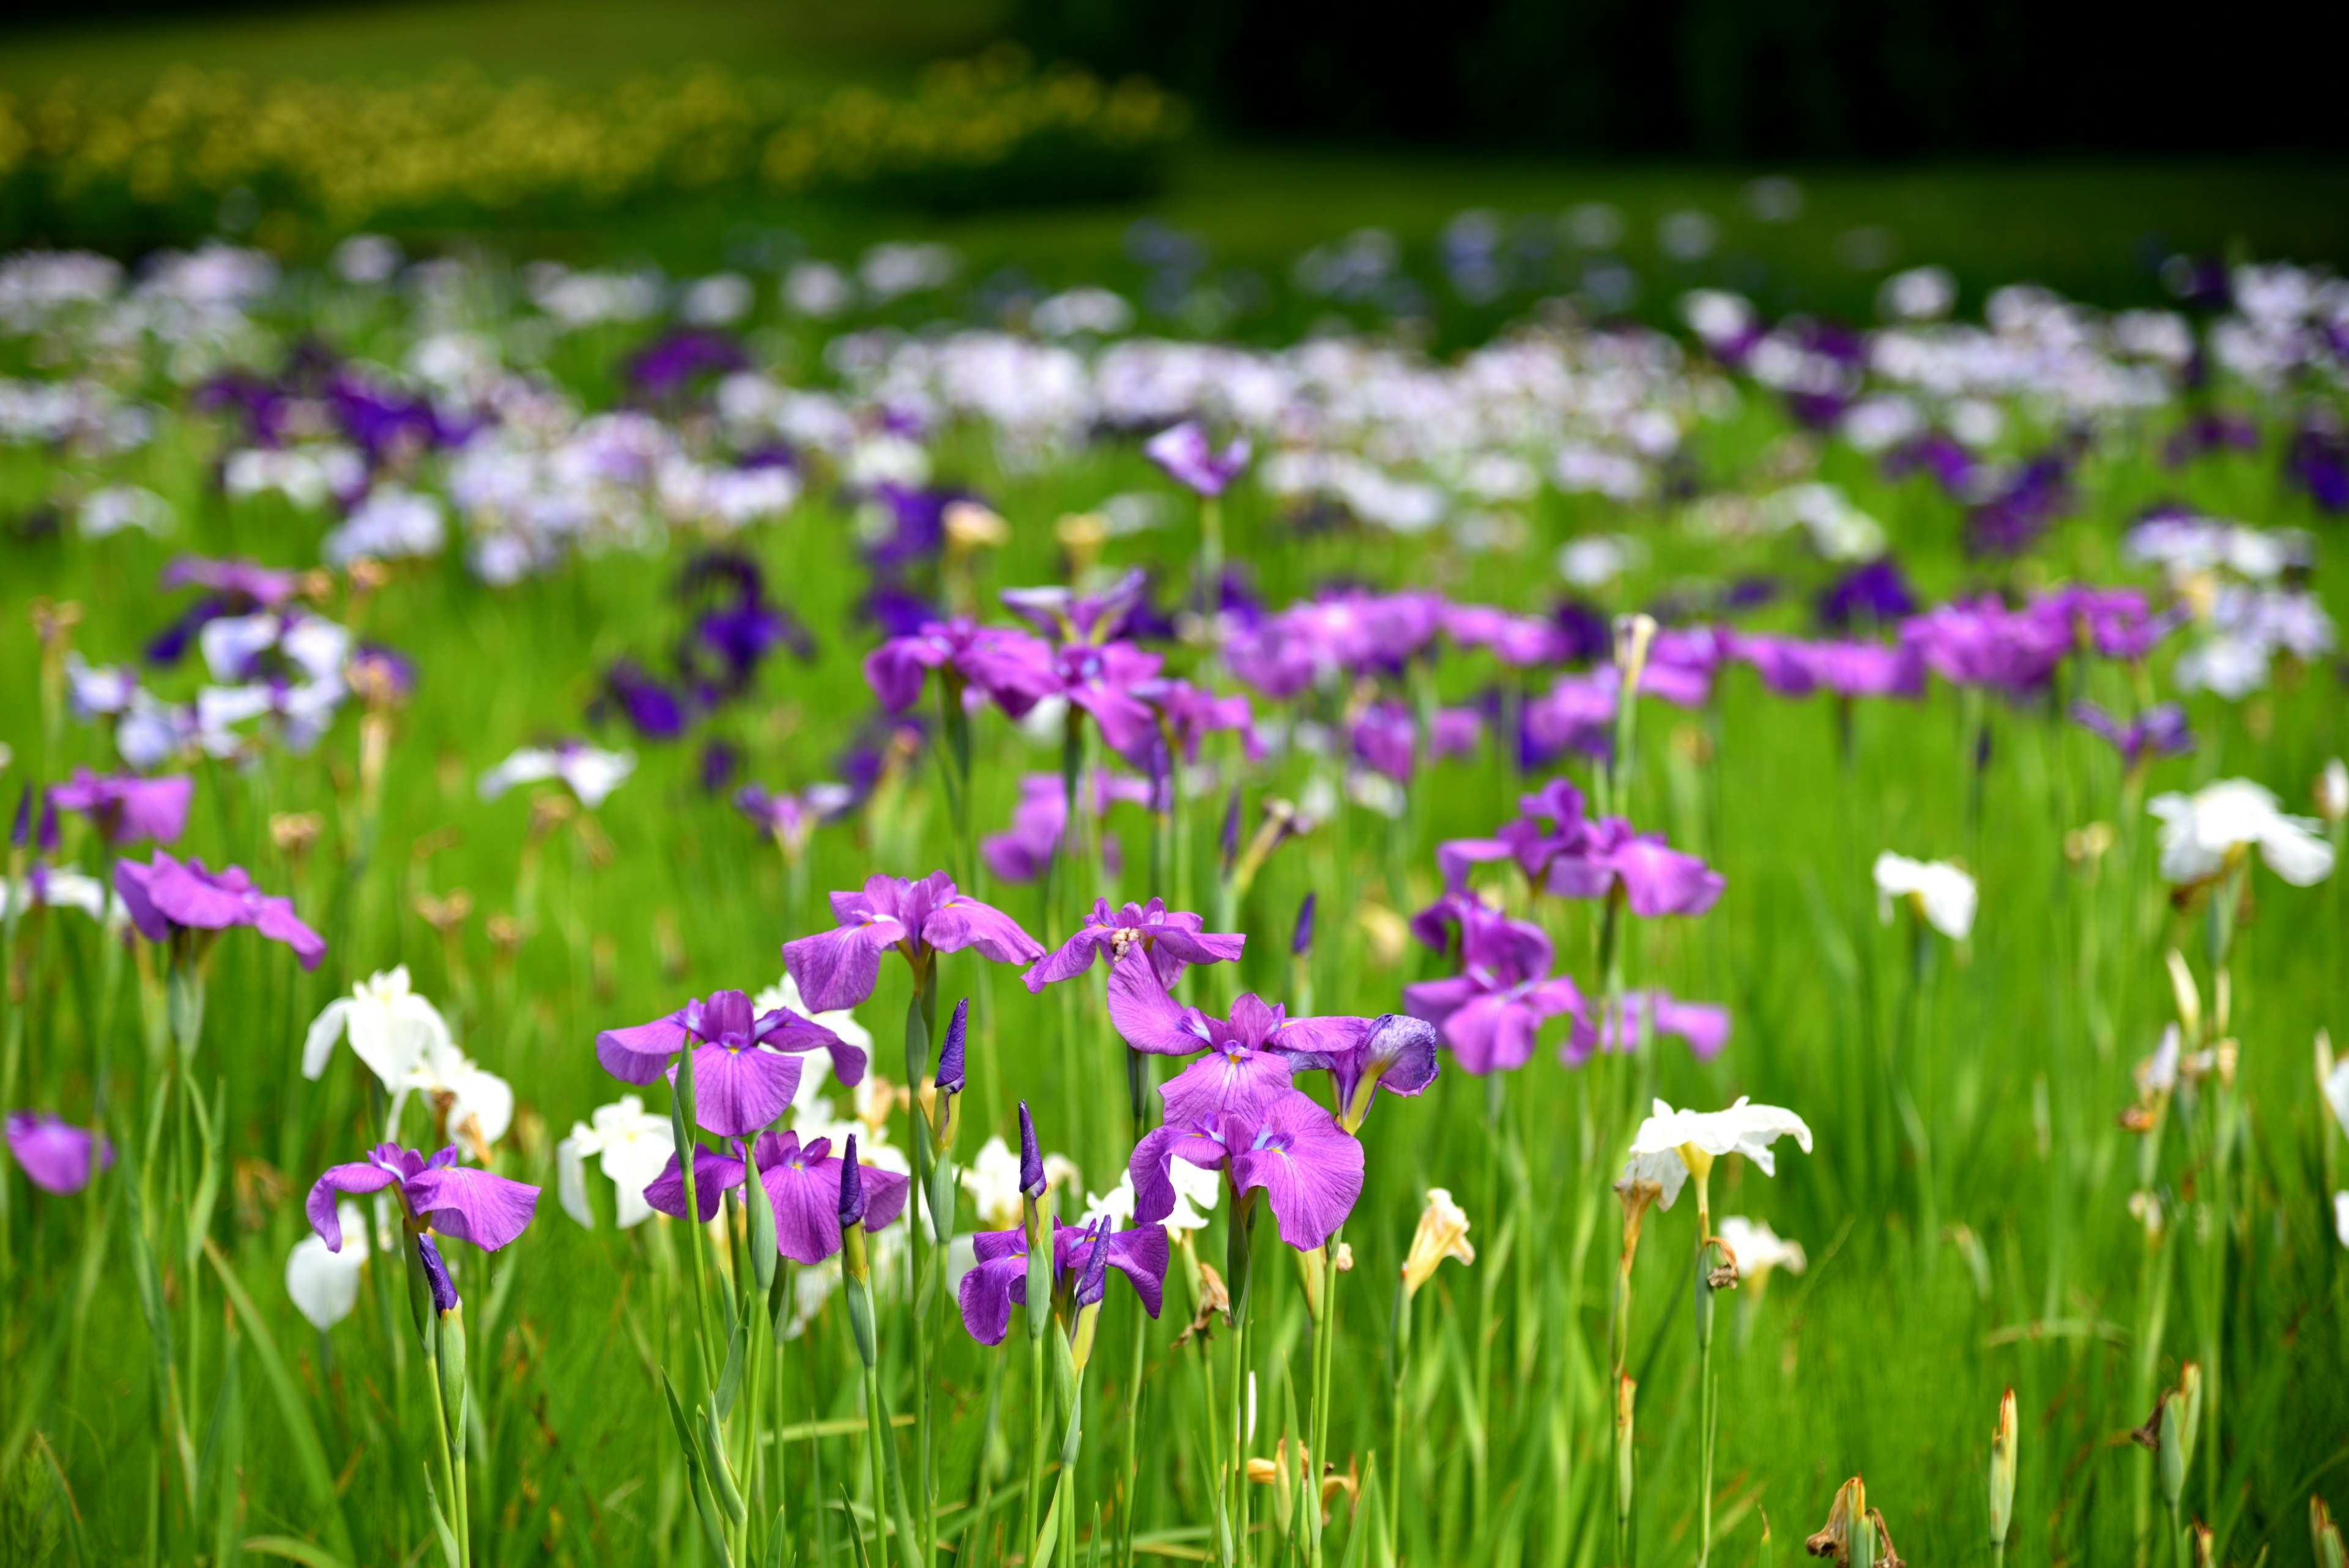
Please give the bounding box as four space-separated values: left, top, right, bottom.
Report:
958 1216 1169 1345
1882 434 1976 494
113 850 325 970
1521 669 1618 763
348 643 417 706
48 768 192 845
1588 990 1731 1065
2286 421 2349 513
418 1235 461 1312
596 989 861 1122
1818 559 1917 631
1642 628 1725 707
1444 603 1570 668
1106 959 1368 1126
980 772 1146 886
1131 678 1260 764
306 1143 540 1254
1402 895 1596 1075
327 370 472 464
1025 896 1244 993
735 782 853 858
2071 702 2194 767
838 1132 866 1228
1729 634 1927 700
1129 1090 1362 1250
1001 569 1150 647
1436 780 1723 918
1275 1013 1439 1132
1291 892 1316 957
1350 700 1420 782
642 1130 909 1261
864 618 1059 719
859 485 956 571
1045 641 1167 755
161 555 302 610
2162 412 2259 469
623 329 749 403
1899 597 2070 693
600 659 691 740
1143 421 1251 497
5 1112 114 1194
1963 448 2077 559
2036 586 2186 664
782 871 1045 1013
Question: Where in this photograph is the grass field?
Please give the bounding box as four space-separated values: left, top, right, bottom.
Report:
2 6 2348 1568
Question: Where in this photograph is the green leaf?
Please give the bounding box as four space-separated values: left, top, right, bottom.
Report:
716 1314 748 1421
204 1242 357 1564
240 1536 355 1568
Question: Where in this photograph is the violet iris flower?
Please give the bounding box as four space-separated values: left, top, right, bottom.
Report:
5 1112 114 1194
981 773 1146 886
1044 641 1166 755
306 1143 540 1254
735 782 853 858
1589 990 1731 1065
783 871 1044 1013
1028 897 1244 992
161 556 302 611
864 617 1058 719
418 1235 461 1312
1819 558 1918 631
957 1216 1169 1345
2071 702 2195 768
1402 896 1596 1075
1105 959 1367 1125
1129 1090 1362 1250
1436 779 1724 919
1276 1013 1439 1132
1351 700 1419 782
642 1130 909 1261
113 850 326 970
48 768 192 845
1000 569 1149 646
1899 597 2070 693
1143 421 1251 497
596 989 861 1129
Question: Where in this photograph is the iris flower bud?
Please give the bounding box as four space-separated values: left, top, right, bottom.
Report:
1988 1387 2018 1549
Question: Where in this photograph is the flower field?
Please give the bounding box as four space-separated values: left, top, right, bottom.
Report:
0 210 2345 1568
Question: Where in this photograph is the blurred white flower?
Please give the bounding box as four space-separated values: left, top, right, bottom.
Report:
2148 779 2334 888
2317 759 2348 827
303 965 451 1090
1630 1097 1814 1176
286 1201 368 1331
1716 1216 1806 1285
79 484 174 538
2323 1055 2349 1142
479 741 636 809
390 1035 513 1157
1083 1164 1217 1236
2 866 122 926
1873 852 1978 940
557 1094 676 1229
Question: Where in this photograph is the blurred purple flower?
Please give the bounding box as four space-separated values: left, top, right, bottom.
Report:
4 1112 113 1194
113 850 325 969
1143 421 1251 497
1818 558 1917 631
2071 701 2194 767
48 767 192 845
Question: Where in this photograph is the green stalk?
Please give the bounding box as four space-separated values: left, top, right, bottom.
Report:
1693 1219 1717 1568
1388 1274 1410 1555
905 962 939 1568
1306 1228 1342 1568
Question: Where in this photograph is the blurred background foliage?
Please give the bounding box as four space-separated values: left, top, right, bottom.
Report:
0 0 2345 329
